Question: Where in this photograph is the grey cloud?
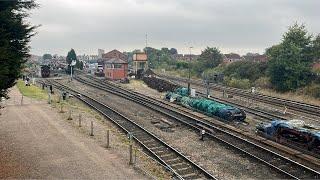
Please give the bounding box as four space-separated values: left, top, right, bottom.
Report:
29 0 320 55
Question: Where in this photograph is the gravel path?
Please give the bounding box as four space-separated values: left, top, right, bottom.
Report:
63 78 286 179
0 86 148 179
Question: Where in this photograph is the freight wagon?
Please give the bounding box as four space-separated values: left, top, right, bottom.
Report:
257 120 320 154
166 87 246 121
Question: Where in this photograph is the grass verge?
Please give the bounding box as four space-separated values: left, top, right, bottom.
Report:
16 80 48 100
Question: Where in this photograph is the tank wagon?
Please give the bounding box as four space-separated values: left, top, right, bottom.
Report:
166 87 246 121
41 65 50 78
257 120 320 154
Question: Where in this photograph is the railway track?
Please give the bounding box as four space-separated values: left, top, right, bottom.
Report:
72 75 320 179
159 74 320 117
46 79 216 180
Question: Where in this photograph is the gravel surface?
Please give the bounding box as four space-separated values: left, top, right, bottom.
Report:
60 77 287 179
0 86 151 179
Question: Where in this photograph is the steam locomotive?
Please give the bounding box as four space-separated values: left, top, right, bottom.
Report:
41 65 50 78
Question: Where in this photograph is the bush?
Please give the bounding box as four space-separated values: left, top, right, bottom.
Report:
175 61 189 69
223 61 267 82
225 77 251 89
254 77 271 89
304 83 320 99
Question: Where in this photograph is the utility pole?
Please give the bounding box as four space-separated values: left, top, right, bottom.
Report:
145 34 148 49
188 46 193 95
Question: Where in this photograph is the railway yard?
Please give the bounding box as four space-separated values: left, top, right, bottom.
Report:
32 71 320 179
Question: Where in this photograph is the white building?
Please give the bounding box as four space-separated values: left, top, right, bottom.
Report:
98 49 105 59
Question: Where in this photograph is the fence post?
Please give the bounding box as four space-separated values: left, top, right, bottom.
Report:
106 129 110 148
78 113 82 127
60 103 64 113
129 143 133 165
20 95 24 105
90 121 94 136
67 109 72 120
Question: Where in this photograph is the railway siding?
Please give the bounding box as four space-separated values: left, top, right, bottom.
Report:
48 79 216 180
71 75 320 179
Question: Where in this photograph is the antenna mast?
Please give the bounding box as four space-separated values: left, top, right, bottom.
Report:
145 34 148 49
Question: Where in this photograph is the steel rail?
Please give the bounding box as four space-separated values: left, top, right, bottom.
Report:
159 74 320 117
73 75 320 179
47 79 216 180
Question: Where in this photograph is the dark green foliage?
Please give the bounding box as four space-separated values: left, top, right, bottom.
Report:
66 48 77 65
198 47 223 68
42 53 52 60
161 47 170 55
169 48 178 55
66 48 83 73
175 61 188 69
192 47 223 76
312 34 320 60
144 47 175 68
224 61 268 82
267 23 314 92
0 0 38 98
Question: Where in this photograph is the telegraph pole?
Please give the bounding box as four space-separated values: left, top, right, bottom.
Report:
188 47 193 95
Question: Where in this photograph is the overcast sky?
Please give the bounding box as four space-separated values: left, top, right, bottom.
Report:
29 0 320 56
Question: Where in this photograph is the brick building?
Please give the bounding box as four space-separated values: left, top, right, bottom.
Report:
102 49 127 60
223 53 242 63
104 58 128 80
243 54 268 63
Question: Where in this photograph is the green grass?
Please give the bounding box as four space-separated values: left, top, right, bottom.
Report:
16 80 48 100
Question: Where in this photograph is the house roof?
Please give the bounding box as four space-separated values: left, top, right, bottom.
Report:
104 58 127 64
224 53 241 59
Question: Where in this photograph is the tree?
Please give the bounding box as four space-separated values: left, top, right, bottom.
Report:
42 53 52 60
169 48 178 55
267 23 313 91
161 47 170 55
66 48 78 74
312 34 320 61
0 0 38 98
66 48 77 65
193 47 223 75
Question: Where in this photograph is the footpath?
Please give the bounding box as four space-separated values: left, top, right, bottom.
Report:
0 86 147 179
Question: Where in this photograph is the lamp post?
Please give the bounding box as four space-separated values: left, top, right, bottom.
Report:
187 46 193 95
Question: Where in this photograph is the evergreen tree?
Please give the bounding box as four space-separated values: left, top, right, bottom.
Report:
267 23 313 91
0 0 38 98
42 53 52 60
193 47 223 75
66 48 81 74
